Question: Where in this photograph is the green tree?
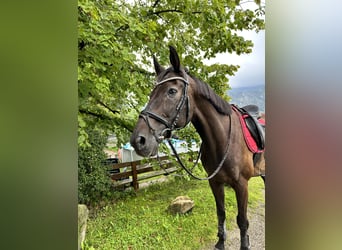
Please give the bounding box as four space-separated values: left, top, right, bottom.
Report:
78 128 112 205
78 0 265 147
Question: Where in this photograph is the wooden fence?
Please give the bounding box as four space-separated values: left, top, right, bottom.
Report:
108 155 180 191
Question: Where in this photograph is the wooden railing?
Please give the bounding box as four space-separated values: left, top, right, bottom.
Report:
108 155 179 191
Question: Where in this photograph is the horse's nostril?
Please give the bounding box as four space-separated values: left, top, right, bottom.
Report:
137 135 146 146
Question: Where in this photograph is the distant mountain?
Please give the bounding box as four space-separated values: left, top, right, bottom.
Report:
227 85 265 112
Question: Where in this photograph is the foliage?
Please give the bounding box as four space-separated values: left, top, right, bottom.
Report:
78 0 265 147
78 128 112 205
83 176 265 249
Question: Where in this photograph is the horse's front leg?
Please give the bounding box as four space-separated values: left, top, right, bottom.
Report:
209 181 226 250
234 178 250 250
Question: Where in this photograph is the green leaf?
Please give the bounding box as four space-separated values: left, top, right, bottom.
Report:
78 0 265 147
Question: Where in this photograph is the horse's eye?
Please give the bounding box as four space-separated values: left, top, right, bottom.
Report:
168 88 177 96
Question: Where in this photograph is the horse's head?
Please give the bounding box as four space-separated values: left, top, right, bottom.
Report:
130 46 194 157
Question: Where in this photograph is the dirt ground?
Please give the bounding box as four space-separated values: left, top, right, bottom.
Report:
201 190 265 250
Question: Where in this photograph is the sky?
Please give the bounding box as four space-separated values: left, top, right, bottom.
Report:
205 30 265 89
203 0 265 89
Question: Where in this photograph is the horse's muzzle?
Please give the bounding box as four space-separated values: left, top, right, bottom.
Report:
130 130 159 157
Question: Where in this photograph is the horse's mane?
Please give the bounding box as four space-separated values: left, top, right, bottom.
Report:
190 74 232 115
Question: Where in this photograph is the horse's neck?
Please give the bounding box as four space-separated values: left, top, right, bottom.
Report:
191 100 230 152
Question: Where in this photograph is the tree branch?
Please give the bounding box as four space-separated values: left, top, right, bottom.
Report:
79 108 134 132
87 92 119 115
151 9 183 15
152 0 160 8
129 67 155 76
149 9 202 16
79 108 111 120
96 99 119 115
116 24 129 32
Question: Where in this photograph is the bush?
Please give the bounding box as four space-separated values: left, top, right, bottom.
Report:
78 129 112 205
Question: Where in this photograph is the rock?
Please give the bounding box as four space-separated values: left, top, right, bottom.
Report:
78 204 89 250
168 196 194 215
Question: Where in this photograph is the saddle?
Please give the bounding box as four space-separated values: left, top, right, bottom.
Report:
232 104 265 153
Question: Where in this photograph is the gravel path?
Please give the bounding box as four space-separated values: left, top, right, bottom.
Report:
201 191 265 250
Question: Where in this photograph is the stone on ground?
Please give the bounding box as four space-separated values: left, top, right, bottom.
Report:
168 195 194 215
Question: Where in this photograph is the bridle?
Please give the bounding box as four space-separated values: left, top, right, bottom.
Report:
139 74 191 143
138 72 232 181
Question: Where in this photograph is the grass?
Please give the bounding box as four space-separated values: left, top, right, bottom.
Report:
83 176 264 250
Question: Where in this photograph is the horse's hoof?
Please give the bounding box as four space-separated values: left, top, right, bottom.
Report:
240 234 250 250
214 240 225 250
240 247 250 250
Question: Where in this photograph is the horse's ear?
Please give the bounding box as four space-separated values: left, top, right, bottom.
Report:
153 55 164 75
169 45 180 73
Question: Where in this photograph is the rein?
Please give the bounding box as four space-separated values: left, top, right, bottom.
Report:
167 113 231 181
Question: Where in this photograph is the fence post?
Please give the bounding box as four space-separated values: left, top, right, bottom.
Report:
131 161 139 191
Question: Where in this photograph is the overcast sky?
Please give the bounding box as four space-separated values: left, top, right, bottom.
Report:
205 30 265 88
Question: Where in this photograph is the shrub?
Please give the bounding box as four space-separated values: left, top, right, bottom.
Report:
78 129 112 205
